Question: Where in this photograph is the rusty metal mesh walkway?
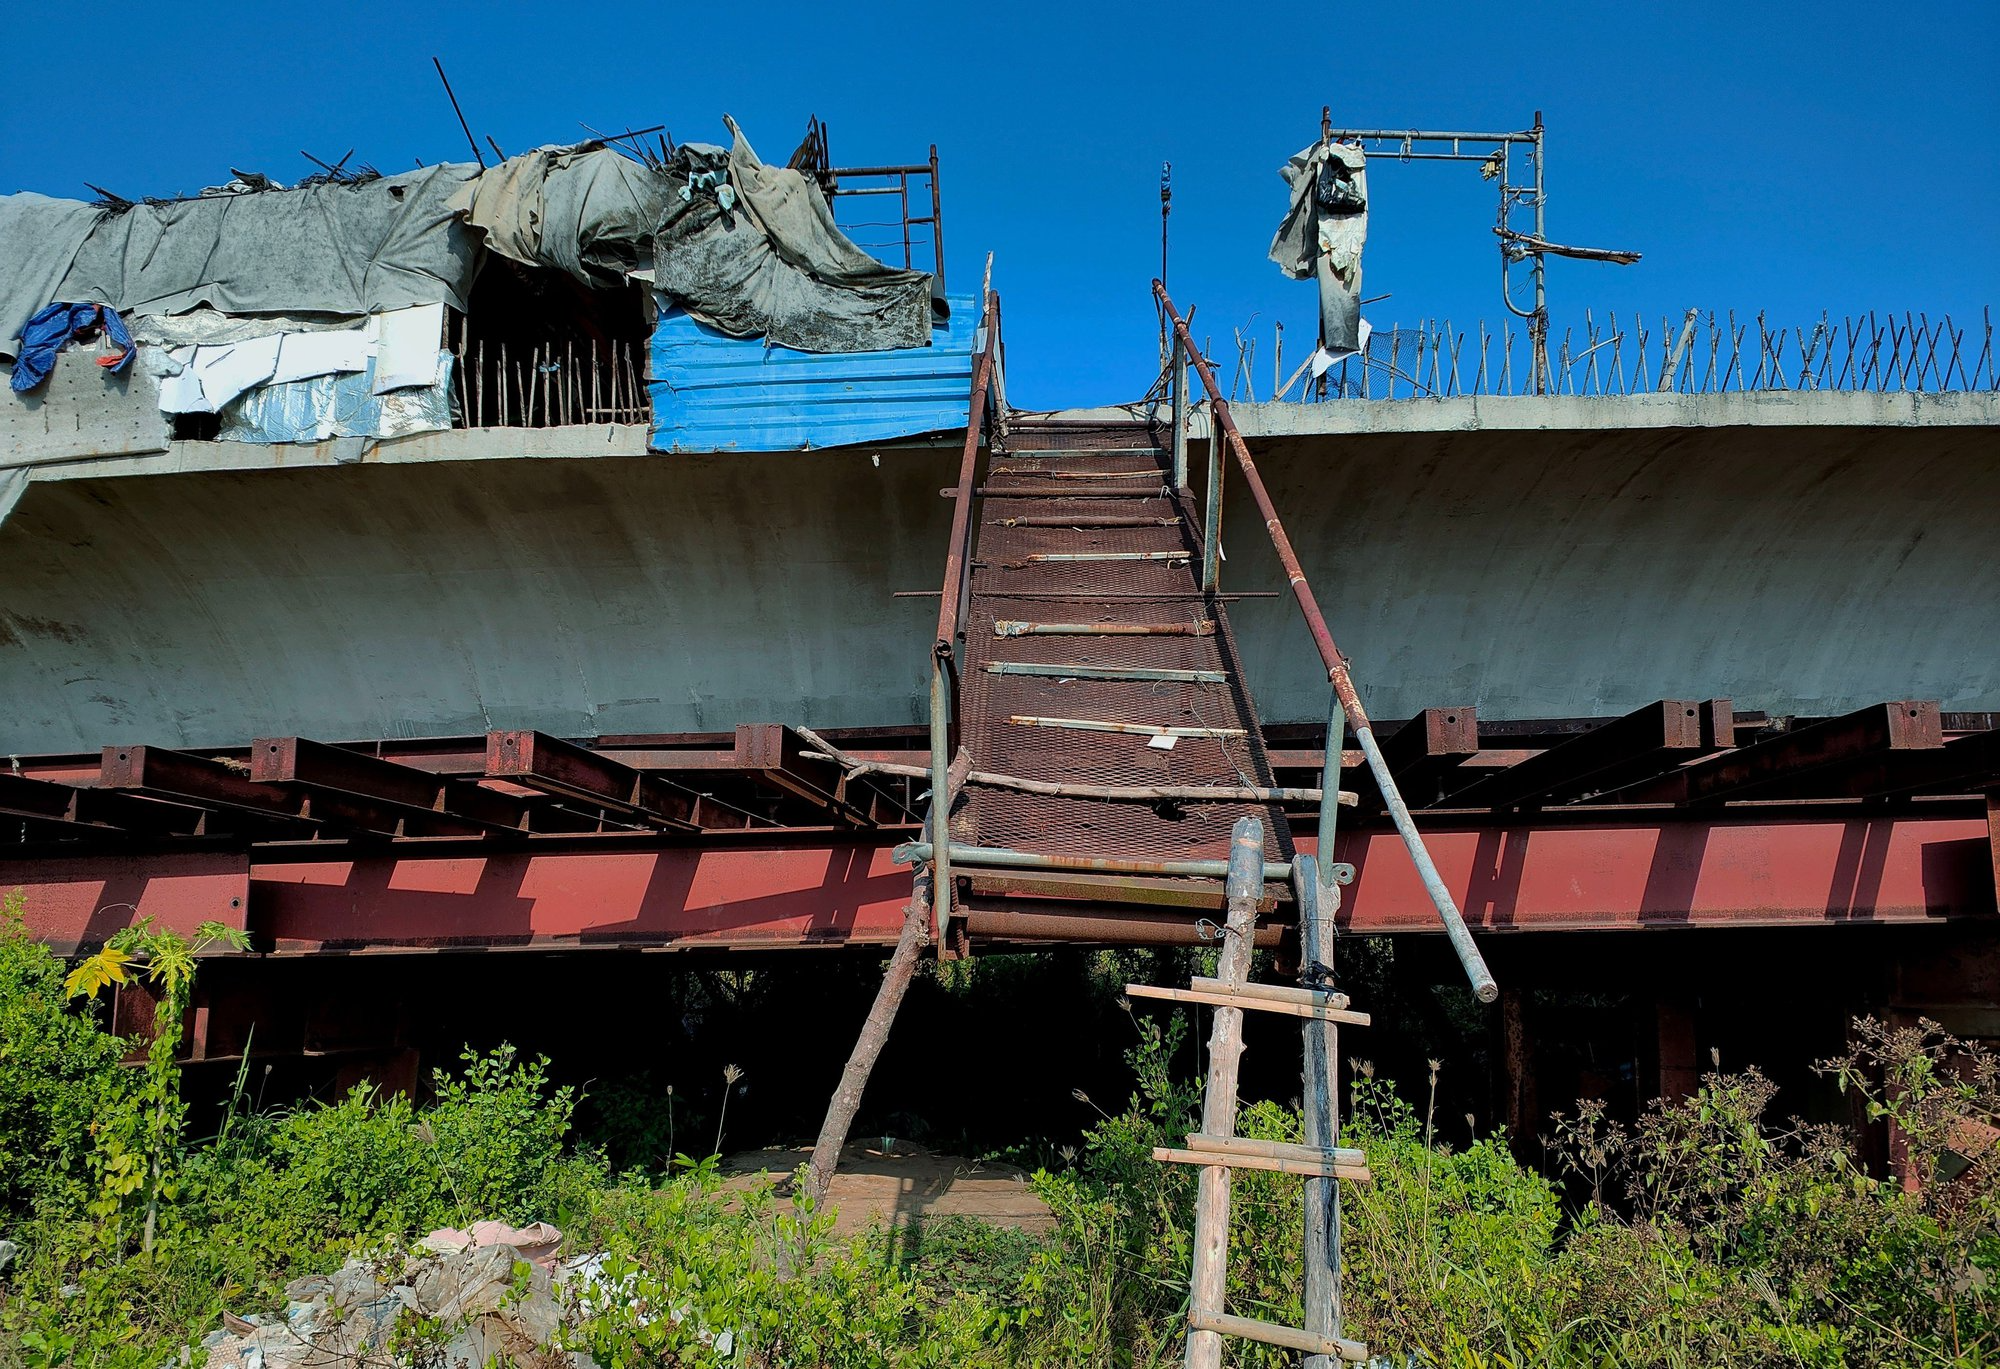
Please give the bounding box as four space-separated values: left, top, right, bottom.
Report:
951 424 1294 869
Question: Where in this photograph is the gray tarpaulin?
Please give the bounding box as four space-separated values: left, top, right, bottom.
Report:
53 164 482 321
652 119 935 353
450 144 667 288
1270 140 1368 355
0 194 107 358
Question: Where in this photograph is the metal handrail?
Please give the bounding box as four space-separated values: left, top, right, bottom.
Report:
1155 280 1498 1002
928 290 1004 946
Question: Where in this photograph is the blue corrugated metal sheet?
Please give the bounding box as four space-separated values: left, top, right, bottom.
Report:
648 294 976 452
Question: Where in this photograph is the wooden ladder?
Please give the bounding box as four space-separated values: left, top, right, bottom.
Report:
1130 816 1369 1366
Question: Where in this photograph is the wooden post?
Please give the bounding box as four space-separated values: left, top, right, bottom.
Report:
1185 817 1265 1369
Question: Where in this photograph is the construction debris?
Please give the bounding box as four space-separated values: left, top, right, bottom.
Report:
194 1222 731 1369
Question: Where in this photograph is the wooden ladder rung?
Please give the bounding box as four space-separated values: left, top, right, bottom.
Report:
1190 976 1351 1009
1184 1132 1367 1168
1125 982 1371 1025
1154 1146 1370 1182
1189 1310 1368 1362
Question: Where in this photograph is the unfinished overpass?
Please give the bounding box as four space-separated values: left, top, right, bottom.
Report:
3 283 1998 1114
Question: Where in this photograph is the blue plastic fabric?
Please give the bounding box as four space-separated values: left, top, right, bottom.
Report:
9 302 134 392
648 294 976 453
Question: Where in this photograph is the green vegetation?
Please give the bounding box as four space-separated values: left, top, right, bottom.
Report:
0 900 1994 1367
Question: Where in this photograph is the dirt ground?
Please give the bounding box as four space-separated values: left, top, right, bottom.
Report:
719 1138 1054 1237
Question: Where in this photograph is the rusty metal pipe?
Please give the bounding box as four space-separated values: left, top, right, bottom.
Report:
936 294 1000 649
928 291 1004 943
993 620 1213 637
1155 281 1497 1004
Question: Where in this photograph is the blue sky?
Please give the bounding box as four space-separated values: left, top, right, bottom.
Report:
5 1 1995 407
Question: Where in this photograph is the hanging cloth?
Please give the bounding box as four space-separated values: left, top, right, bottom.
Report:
9 301 134 393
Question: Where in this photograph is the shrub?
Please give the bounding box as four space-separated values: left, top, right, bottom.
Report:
0 893 129 1217
206 1045 604 1270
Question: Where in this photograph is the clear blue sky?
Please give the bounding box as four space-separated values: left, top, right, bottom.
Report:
4 1 1995 407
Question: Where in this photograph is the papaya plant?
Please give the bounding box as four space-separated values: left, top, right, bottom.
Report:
66 916 250 1255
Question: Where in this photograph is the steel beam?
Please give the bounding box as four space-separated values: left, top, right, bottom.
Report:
250 737 554 838
0 772 224 839
99 745 351 835
1610 701 1944 805
1449 699 1711 810
1732 725 2000 802
483 731 706 831
1362 706 1478 808
733 725 880 828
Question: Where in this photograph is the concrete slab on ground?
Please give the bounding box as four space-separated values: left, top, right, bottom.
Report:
719 1139 1053 1237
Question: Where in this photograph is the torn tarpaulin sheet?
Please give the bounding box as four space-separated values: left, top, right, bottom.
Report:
450 144 668 288
53 164 481 320
1269 140 1368 354
218 353 454 444
9 302 133 393
155 304 440 413
652 120 936 353
0 194 106 359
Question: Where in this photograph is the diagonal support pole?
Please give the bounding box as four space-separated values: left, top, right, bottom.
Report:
801 750 969 1212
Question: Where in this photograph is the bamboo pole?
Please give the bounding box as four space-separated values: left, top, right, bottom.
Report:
1185 818 1264 1369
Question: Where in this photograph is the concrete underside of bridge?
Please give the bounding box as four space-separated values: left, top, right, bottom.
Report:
1 391 1994 755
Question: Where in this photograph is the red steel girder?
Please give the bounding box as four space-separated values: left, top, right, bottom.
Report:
0 849 249 955
1303 812 1994 932
253 841 915 951
7 815 1990 953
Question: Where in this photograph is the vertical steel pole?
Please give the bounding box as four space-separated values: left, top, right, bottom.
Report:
1201 399 1225 592
928 145 946 291
1300 694 1346 1363
1532 113 1549 395
928 652 952 946
1316 693 1345 908
1171 336 1188 491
